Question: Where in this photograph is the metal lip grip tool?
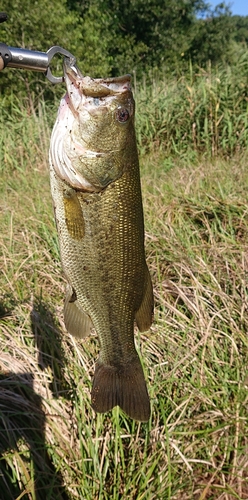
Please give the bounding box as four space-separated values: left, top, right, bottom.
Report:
0 11 76 83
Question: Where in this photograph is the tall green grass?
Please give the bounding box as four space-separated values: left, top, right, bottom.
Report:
0 65 248 499
1 56 248 169
0 96 53 174
135 55 248 158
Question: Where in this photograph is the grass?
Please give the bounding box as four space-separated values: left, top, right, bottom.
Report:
0 88 248 499
134 55 248 158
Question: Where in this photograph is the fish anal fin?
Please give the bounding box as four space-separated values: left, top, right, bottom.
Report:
91 357 150 422
135 266 154 332
64 286 93 338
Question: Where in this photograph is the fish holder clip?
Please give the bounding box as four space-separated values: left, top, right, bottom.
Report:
0 43 76 83
0 12 76 83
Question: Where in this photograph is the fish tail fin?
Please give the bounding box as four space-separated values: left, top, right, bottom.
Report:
91 357 150 422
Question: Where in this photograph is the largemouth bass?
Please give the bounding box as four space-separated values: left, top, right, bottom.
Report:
49 60 154 421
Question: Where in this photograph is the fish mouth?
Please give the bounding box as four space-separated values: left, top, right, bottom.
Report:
63 59 132 98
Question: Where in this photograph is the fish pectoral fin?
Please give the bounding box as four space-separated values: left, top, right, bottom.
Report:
135 265 154 332
91 357 150 422
64 286 93 338
63 187 85 241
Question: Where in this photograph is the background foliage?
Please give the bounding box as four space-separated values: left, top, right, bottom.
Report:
0 0 247 97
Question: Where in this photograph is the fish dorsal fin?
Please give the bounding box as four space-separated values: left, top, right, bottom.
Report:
64 285 93 338
135 265 154 332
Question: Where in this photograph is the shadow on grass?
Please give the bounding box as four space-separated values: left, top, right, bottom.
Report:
0 372 69 500
30 296 72 400
0 297 72 499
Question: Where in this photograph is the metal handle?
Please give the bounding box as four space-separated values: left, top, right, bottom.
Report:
2 45 49 71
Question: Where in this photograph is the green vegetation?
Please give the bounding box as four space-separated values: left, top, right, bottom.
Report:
0 0 248 95
134 58 248 158
0 64 248 497
0 1 248 498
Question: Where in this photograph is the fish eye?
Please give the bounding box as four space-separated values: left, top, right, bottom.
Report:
116 108 130 123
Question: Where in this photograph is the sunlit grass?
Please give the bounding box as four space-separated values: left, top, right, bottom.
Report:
135 56 248 158
0 88 248 499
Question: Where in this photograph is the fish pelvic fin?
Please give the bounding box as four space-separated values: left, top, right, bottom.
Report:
135 265 154 332
64 285 93 338
91 357 150 422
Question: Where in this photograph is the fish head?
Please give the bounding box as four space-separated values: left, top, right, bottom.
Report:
50 61 138 192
